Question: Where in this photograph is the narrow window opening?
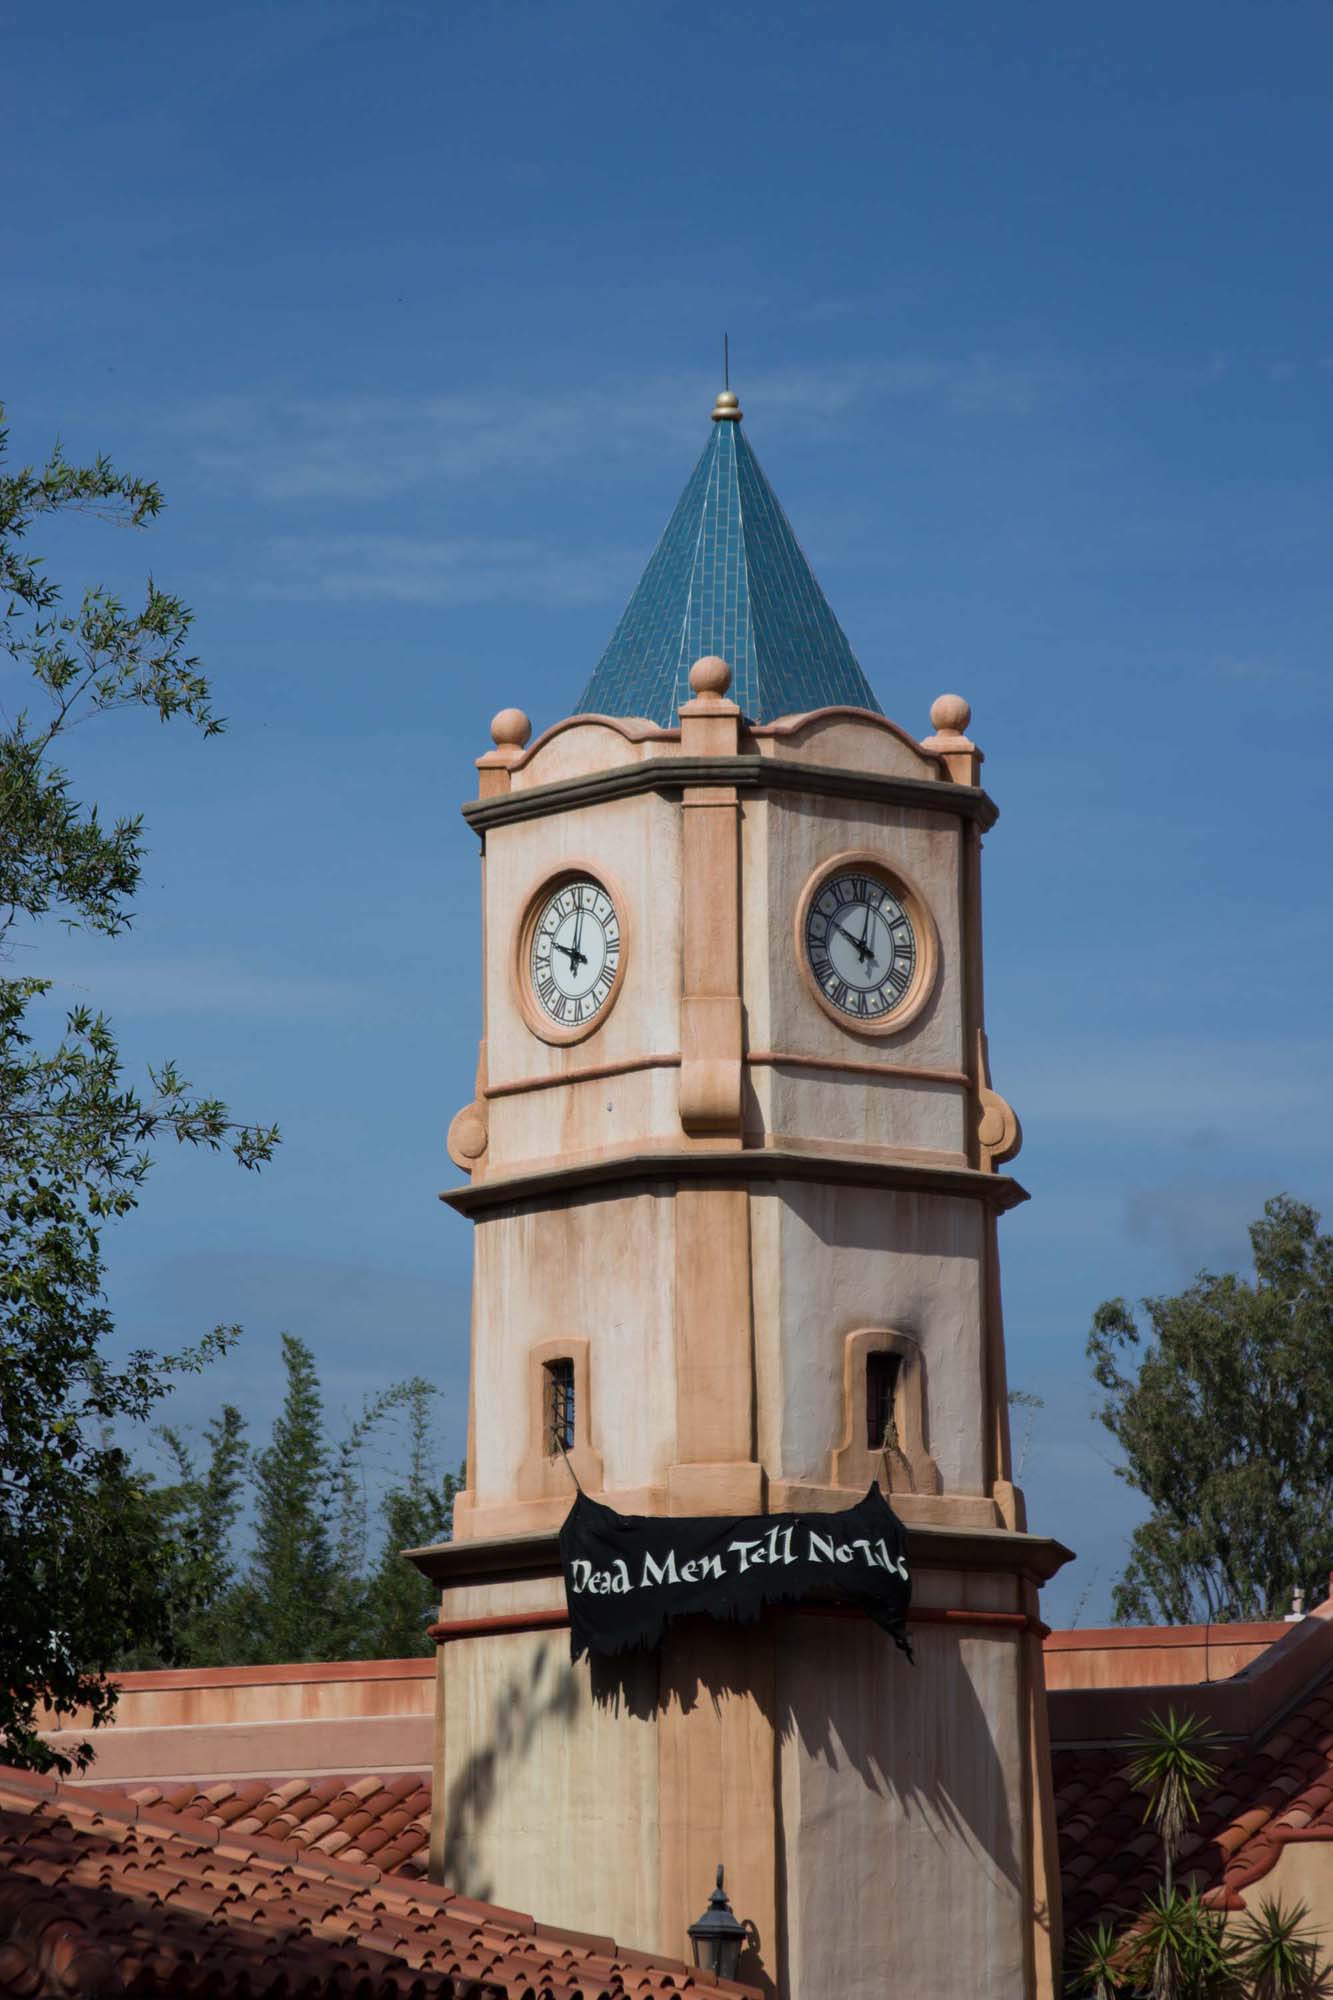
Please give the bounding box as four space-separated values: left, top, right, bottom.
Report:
865 1351 901 1453
545 1358 576 1456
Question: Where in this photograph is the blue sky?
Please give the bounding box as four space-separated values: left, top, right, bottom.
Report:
4 0 1331 1622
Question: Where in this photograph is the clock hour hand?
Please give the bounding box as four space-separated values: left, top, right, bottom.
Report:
553 938 587 973
833 920 877 968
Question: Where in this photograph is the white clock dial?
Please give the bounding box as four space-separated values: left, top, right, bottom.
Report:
530 878 621 1029
804 870 918 1022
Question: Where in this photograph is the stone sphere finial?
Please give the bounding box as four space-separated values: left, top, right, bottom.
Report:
688 655 732 698
490 706 532 750
929 693 971 736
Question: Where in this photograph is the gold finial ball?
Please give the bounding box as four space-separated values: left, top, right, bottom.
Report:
929 693 971 736
490 706 531 750
689 655 732 697
712 389 742 422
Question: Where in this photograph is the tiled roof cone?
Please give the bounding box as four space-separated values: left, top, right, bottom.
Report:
575 386 883 727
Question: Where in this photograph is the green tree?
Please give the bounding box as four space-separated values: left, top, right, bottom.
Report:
111 1341 460 1673
243 1333 340 1663
0 407 276 1770
1088 1196 1333 1625
361 1378 461 1657
236 1334 427 1663
116 1403 251 1669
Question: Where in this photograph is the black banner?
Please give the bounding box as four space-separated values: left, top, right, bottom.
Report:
559 1484 912 1662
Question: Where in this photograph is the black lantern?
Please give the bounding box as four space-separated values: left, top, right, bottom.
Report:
687 1863 751 1981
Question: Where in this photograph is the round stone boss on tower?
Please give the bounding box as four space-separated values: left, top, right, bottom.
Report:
409 389 1072 2000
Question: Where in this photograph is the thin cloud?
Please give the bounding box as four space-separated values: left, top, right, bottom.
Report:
255 531 630 606
173 354 1056 505
1211 653 1322 692
1012 1034 1332 1153
36 958 372 1021
1123 1177 1278 1278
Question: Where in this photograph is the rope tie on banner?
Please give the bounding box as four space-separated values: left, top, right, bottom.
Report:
554 1428 585 1496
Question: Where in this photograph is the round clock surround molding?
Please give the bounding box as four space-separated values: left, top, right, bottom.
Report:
794 847 940 1039
513 861 630 1047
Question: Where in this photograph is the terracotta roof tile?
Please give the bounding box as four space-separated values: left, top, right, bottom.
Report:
1058 1663 1333 1940
0 1763 754 2000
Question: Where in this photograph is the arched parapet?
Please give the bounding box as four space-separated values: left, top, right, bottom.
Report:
747 705 951 783
492 713 679 793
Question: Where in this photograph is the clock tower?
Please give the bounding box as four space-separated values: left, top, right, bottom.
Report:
412 386 1070 1999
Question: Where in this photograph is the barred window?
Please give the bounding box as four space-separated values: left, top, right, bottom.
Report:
865 1351 901 1452
545 1358 576 1456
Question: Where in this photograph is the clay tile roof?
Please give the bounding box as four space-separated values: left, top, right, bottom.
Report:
126 1772 435 1877
1057 1666 1333 1939
0 1763 757 2000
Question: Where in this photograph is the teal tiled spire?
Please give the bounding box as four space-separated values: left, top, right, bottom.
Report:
575 392 881 726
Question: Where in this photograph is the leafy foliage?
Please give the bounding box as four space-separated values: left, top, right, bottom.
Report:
1088 1196 1333 1624
1126 1710 1222 1894
1067 1708 1331 1999
0 406 278 1770
120 1337 460 1678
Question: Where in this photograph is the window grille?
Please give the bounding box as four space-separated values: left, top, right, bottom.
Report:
545 1358 576 1456
865 1351 901 1453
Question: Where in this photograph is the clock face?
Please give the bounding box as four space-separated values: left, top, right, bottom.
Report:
529 878 621 1029
804 870 918 1023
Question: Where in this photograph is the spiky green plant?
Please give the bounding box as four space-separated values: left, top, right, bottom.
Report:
1232 1897 1332 2000
1126 1708 1223 1893
1068 1919 1127 1997
1121 1885 1238 2000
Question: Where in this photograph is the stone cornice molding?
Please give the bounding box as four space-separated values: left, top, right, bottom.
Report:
440 1145 1029 1218
462 753 998 837
404 1519 1073 1591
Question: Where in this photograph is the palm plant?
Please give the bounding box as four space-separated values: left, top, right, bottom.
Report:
1126 1708 1222 1895
1121 1885 1237 2000
1071 1920 1127 1998
1232 1898 1333 2000
1067 1708 1332 2000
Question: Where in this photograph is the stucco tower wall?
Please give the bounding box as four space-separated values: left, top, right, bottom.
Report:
753 1183 987 1497
429 683 1066 1998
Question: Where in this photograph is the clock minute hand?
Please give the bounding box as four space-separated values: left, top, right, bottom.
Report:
833 920 877 967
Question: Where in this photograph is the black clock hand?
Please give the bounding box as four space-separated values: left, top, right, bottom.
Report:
553 939 587 972
833 921 877 967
